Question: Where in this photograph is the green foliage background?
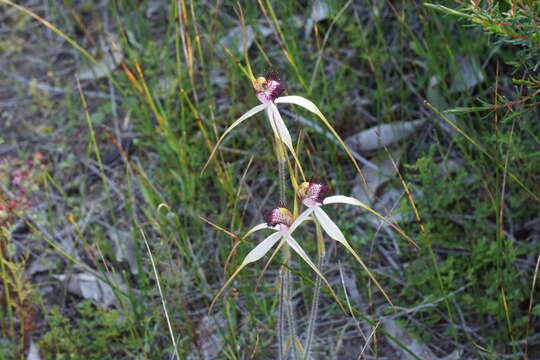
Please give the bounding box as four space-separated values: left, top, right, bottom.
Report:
0 0 539 359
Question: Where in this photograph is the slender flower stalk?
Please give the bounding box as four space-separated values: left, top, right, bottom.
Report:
303 221 324 359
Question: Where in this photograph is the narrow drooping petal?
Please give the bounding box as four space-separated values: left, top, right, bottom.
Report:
275 95 320 114
275 95 366 185
266 104 279 142
266 103 306 179
287 236 319 271
242 231 283 264
323 195 360 206
314 207 346 244
323 195 418 248
288 207 314 234
267 103 294 152
287 236 345 312
242 223 270 239
202 103 267 174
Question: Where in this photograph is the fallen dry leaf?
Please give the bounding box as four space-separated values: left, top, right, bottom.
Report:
346 120 426 152
187 313 226 360
352 148 402 205
56 272 124 308
427 76 459 137
450 55 485 93
382 318 460 360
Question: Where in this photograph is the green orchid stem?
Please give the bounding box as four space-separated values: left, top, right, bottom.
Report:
279 241 300 360
286 267 300 360
304 221 325 359
276 139 287 205
278 269 286 360
304 254 323 360
275 133 303 359
274 130 289 359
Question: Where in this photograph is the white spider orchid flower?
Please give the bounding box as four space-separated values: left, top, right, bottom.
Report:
209 206 337 312
202 72 312 174
295 181 418 307
296 181 358 246
296 181 417 249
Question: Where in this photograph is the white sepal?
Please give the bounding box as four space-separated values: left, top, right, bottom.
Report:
202 104 266 173
323 195 418 249
287 236 318 271
323 195 362 206
275 95 321 116
267 103 294 153
288 207 314 234
314 207 346 244
242 223 269 240
242 231 282 265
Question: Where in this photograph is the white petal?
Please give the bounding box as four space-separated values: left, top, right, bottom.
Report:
265 105 279 140
287 236 344 312
287 236 322 277
242 231 282 265
287 236 318 270
276 96 368 185
314 207 346 244
267 103 306 179
202 104 267 173
323 195 361 206
323 195 418 249
288 208 314 234
267 103 294 151
269 104 293 147
275 95 320 115
242 223 269 239
223 103 267 137
209 229 277 313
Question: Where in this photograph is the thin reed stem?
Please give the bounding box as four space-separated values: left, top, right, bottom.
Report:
276 138 287 205
278 268 286 360
141 231 179 360
286 267 300 360
303 254 323 359
304 221 325 359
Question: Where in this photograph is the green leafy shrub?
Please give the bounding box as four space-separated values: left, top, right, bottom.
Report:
402 147 531 348
39 302 141 360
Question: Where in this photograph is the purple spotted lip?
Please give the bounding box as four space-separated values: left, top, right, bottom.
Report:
254 71 285 104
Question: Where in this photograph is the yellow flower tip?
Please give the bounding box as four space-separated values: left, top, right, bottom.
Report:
297 181 310 199
253 77 267 92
